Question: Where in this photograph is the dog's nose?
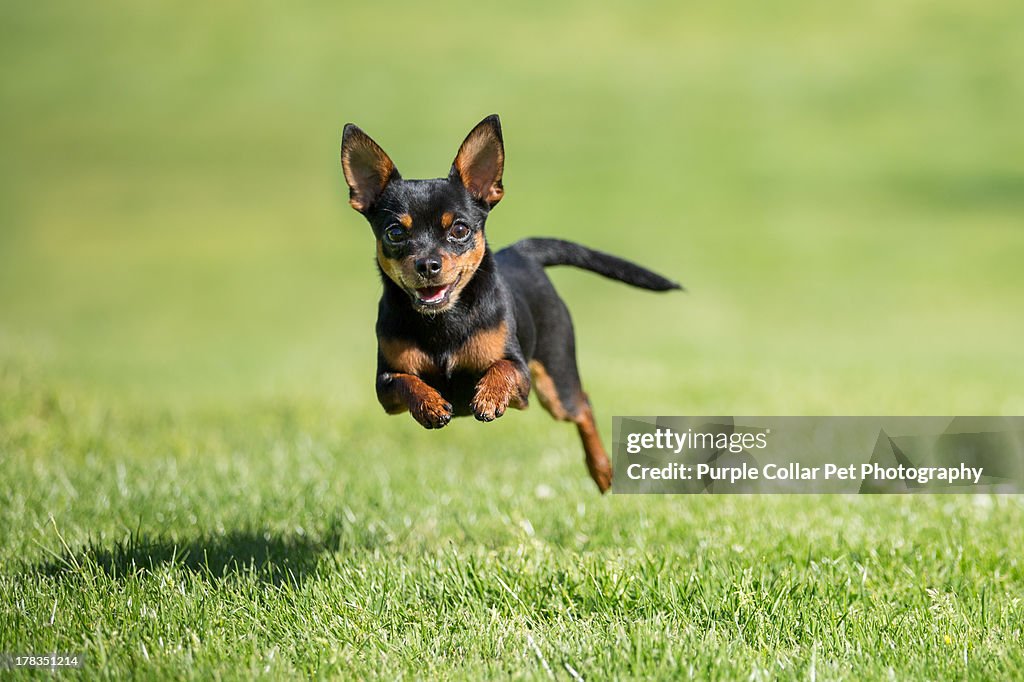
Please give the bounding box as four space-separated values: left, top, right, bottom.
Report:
414 256 442 277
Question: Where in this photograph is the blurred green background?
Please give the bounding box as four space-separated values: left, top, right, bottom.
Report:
2 0 1022 414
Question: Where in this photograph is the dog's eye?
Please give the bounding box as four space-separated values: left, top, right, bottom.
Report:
448 223 471 242
384 225 407 244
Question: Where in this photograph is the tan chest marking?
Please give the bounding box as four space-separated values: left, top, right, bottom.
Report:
449 322 508 373
380 337 438 375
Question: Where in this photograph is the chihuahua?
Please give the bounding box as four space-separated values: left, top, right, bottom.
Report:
341 115 680 492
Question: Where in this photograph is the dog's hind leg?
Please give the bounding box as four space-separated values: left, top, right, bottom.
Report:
571 395 612 494
529 351 612 494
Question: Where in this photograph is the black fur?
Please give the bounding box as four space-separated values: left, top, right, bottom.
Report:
508 238 682 291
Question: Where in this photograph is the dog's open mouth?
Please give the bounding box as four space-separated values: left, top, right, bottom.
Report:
413 275 460 308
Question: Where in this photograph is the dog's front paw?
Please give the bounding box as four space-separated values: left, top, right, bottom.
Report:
471 360 527 422
471 384 510 422
410 394 453 429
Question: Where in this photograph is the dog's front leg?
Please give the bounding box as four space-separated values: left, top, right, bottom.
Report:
471 359 530 422
376 372 453 429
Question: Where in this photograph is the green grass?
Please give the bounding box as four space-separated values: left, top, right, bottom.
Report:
2 0 1024 679
3 376 1024 679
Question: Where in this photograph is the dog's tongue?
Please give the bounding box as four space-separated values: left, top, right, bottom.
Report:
416 284 450 304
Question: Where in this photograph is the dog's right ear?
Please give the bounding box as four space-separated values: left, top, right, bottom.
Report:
341 124 400 213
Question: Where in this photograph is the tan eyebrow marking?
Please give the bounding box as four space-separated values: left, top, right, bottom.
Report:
398 214 413 228
441 212 454 229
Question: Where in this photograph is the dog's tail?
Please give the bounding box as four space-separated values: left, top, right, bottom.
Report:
510 238 682 292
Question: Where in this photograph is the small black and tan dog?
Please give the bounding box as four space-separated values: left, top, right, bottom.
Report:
341 115 680 492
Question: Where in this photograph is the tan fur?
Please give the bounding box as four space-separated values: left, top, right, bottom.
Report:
442 234 486 308
441 212 454 229
471 359 529 420
453 127 504 206
378 373 451 427
376 241 407 289
529 360 569 420
574 399 611 493
379 338 437 375
342 135 394 212
450 322 508 373
398 214 413 228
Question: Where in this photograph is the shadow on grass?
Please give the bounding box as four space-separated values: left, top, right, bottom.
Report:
32 522 351 587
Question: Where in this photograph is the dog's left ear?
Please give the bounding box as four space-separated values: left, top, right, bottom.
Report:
451 114 504 207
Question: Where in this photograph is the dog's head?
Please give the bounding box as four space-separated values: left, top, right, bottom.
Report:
341 115 505 313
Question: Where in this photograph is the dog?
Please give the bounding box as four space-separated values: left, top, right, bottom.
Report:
340 115 680 492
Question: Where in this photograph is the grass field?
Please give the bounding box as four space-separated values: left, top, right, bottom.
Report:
2 1 1024 679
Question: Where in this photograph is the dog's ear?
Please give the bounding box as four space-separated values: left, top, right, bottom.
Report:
341 124 400 213
451 114 504 207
